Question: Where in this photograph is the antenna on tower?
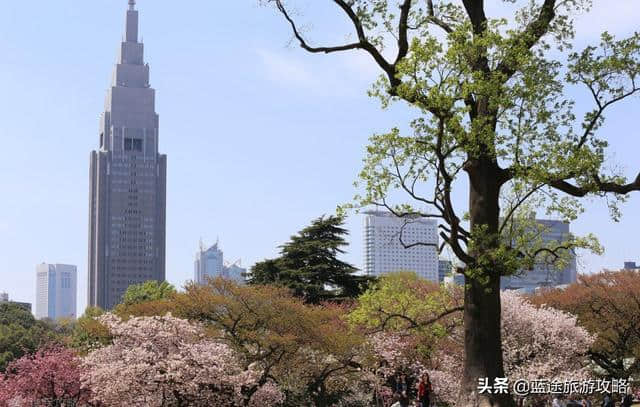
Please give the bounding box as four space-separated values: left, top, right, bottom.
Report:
129 0 136 11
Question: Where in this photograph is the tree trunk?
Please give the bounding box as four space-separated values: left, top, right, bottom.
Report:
459 161 514 407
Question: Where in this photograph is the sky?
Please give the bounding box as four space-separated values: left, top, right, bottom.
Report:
0 1 638 314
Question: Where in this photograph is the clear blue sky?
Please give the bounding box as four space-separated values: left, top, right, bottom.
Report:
0 1 638 313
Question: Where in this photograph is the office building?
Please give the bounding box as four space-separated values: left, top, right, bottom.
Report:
194 240 246 284
88 0 167 309
35 263 77 320
438 259 453 283
363 210 439 282
501 219 577 293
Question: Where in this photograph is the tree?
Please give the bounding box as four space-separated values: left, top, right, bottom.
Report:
174 278 370 407
82 313 283 407
533 269 640 381
261 1 640 404
119 280 176 307
0 346 91 407
69 307 112 355
350 272 462 334
352 279 594 405
248 215 373 304
0 303 57 371
427 291 594 405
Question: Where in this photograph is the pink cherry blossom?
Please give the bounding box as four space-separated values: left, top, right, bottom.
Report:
82 313 282 407
0 346 90 407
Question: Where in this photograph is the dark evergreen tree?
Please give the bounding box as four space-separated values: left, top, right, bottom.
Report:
248 215 373 304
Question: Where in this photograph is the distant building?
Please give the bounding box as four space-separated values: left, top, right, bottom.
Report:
363 210 439 282
194 240 246 284
501 219 577 293
443 273 465 287
623 261 639 270
35 263 77 320
438 260 453 283
223 261 246 281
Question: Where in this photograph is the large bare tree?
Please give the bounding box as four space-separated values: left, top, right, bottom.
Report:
260 1 640 405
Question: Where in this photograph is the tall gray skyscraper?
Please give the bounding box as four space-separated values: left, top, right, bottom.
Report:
88 0 167 309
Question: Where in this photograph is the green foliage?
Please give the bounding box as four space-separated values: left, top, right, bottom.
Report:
0 303 57 371
69 307 112 354
337 1 640 283
120 280 176 307
174 278 369 406
248 215 374 304
349 272 462 343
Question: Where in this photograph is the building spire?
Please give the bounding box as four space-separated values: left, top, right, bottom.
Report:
125 0 139 43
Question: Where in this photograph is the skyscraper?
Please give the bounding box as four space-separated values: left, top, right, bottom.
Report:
88 0 167 309
194 240 247 284
362 210 439 282
35 263 77 320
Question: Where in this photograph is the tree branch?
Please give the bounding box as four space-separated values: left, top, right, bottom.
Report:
550 173 640 197
496 0 557 81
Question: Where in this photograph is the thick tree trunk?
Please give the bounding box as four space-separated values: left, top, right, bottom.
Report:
459 161 514 407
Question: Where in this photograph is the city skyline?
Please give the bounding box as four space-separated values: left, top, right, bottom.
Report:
0 1 639 312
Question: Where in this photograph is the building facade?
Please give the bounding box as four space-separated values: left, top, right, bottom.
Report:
88 0 167 309
35 263 77 320
194 241 246 284
363 210 439 282
501 219 577 293
438 259 453 283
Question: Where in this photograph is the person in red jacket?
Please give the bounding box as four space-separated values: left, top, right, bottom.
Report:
417 373 433 407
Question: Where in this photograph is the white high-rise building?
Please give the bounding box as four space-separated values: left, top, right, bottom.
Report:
363 210 439 282
35 263 77 320
194 240 246 284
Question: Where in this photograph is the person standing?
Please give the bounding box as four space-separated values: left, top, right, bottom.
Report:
622 392 632 407
395 374 410 407
417 373 433 407
601 393 613 407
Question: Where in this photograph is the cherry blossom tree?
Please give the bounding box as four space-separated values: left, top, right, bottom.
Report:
82 313 283 407
426 291 594 405
351 276 594 405
533 269 640 380
0 346 90 407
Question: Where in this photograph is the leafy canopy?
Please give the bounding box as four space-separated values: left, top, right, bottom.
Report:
0 303 57 371
532 269 640 381
248 215 374 303
119 280 176 306
264 0 640 281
